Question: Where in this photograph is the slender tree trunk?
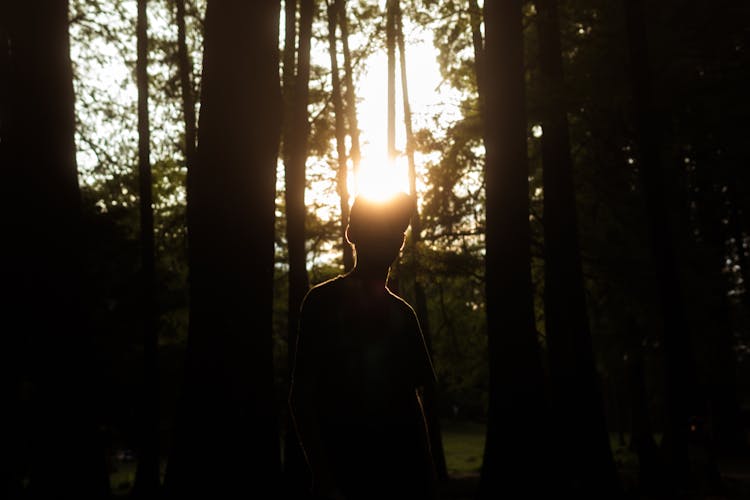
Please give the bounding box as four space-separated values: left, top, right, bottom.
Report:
337 0 361 177
163 2 282 497
624 0 695 489
327 2 354 272
285 0 313 369
468 0 484 118
282 0 297 153
395 4 447 481
536 0 620 496
625 319 666 495
170 5 196 493
0 10 24 498
132 0 161 497
478 1 553 497
282 0 313 495
175 0 197 171
384 0 401 293
1 2 110 498
386 0 396 161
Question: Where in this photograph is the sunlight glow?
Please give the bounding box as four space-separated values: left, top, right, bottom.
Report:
353 154 411 202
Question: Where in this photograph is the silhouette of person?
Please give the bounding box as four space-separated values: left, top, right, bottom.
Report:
289 192 438 500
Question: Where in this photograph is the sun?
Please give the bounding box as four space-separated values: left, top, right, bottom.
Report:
352 155 411 202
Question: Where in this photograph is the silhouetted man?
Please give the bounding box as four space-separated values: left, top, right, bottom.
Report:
289 193 437 500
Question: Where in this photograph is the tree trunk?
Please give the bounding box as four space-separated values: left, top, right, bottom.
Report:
623 0 696 488
1 2 110 498
176 0 197 172
163 2 282 497
0 10 24 498
386 0 397 161
132 0 161 496
468 0 484 117
395 3 447 481
282 0 313 495
625 319 666 495
536 0 620 496
327 1 354 272
478 1 553 497
285 0 313 370
337 0 361 177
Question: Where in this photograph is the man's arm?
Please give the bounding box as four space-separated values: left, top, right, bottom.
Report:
410 309 437 391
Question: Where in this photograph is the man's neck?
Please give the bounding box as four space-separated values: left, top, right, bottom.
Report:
348 264 390 291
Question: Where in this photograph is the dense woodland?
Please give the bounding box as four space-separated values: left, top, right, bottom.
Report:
1 0 749 499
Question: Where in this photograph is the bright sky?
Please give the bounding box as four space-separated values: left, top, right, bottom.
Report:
354 40 456 199
307 15 462 224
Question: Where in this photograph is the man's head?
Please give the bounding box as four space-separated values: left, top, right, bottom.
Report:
346 192 416 269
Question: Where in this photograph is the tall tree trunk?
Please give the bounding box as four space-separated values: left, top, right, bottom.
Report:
625 319 666 494
0 10 24 498
280 1 302 495
1 2 110 498
623 0 696 489
468 0 484 118
163 2 282 497
536 0 620 496
282 0 297 116
132 0 161 497
395 3 447 481
478 1 553 497
327 1 354 272
176 0 197 172
337 0 361 177
282 0 313 495
386 0 396 161
285 0 313 371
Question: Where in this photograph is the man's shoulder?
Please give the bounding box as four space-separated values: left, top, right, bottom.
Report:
301 275 346 310
386 288 418 317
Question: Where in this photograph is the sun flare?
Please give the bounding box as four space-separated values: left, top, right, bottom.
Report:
351 155 411 202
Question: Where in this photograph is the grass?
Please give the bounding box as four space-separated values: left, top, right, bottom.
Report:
440 419 486 476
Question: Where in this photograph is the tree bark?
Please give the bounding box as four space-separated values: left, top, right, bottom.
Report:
386 0 397 161
478 1 553 497
536 0 620 496
625 319 666 495
327 1 354 272
624 0 696 489
176 0 197 172
282 0 313 497
337 0 361 177
1 2 111 498
285 0 313 370
468 0 485 118
132 0 161 496
163 2 282 497
282 0 313 495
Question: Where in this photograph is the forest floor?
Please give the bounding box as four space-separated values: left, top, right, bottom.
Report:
438 419 750 500
107 419 750 499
